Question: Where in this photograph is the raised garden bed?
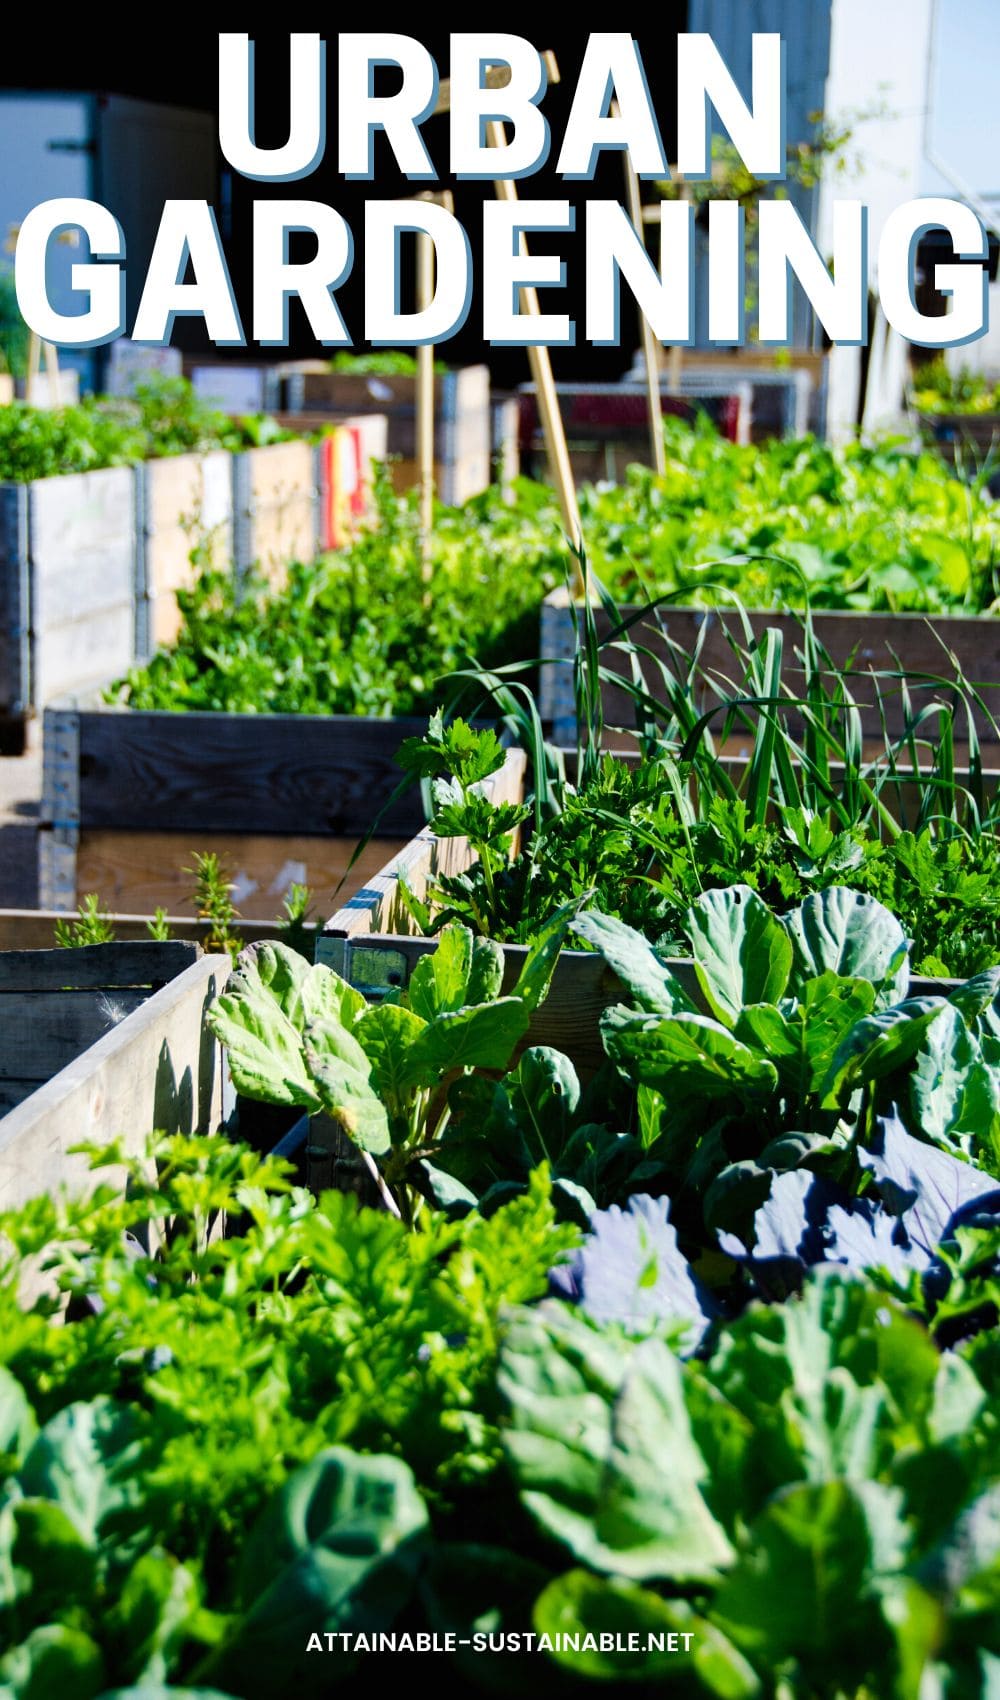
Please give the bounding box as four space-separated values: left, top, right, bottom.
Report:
0 940 231 1211
279 362 492 505
539 586 1000 745
0 428 384 746
320 744 965 1077
39 699 426 916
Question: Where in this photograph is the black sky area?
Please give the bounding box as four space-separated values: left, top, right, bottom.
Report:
0 22 690 381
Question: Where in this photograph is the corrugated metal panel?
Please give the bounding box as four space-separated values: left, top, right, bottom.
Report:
687 0 834 346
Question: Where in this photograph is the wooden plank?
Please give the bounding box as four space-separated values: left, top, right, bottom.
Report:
72 829 411 920
540 590 1000 740
73 708 429 835
0 910 322 952
33 605 135 710
0 939 198 991
29 467 135 620
0 953 231 1215
243 440 317 583
0 988 150 1086
144 450 233 650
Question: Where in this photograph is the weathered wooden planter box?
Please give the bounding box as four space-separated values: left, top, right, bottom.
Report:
39 699 428 918
539 587 1000 746
0 427 386 746
0 940 231 1211
0 467 137 738
319 746 963 1077
279 364 492 506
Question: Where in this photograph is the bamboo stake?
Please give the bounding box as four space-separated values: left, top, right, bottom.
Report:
614 101 665 478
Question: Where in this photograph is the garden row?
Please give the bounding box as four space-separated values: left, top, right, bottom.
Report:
3 792 1000 1693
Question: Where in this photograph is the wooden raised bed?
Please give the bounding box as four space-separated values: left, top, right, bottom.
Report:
0 941 232 1212
0 426 386 748
319 747 962 1077
39 700 426 918
539 587 1000 746
0 467 137 743
279 364 492 506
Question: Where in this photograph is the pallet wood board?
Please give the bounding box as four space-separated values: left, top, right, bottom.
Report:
39 697 429 913
0 951 231 1215
233 439 318 584
70 707 428 835
140 450 233 651
539 587 1000 744
71 831 409 922
0 938 200 1116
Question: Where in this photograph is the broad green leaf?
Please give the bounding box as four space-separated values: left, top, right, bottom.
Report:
0 1368 36 1469
299 963 366 1032
534 1571 760 1695
353 1004 428 1100
408 998 530 1079
910 1004 1000 1159
301 1044 390 1156
407 923 472 1020
18 1399 142 1545
0 1625 104 1700
467 934 504 1006
688 885 792 1026
229 941 312 1027
301 1017 371 1081
105 1549 202 1688
822 998 945 1106
713 1481 906 1674
8 1499 97 1622
602 1008 778 1102
206 991 320 1112
572 909 697 1016
736 974 876 1100
210 1448 427 1696
514 898 587 1014
502 1311 732 1584
508 1047 580 1166
783 887 909 1008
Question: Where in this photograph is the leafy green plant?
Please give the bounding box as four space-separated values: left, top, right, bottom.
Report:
2 1131 1000 1694
205 916 577 1224
52 895 117 949
912 357 1000 417
0 376 292 484
577 887 1000 1254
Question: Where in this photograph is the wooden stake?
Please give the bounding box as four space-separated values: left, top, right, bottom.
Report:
614 102 665 478
432 54 582 584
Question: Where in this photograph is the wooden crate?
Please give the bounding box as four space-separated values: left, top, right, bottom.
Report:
39 700 427 918
138 450 233 651
319 746 961 1077
539 586 1000 746
0 942 233 1218
280 364 492 495
0 468 136 724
